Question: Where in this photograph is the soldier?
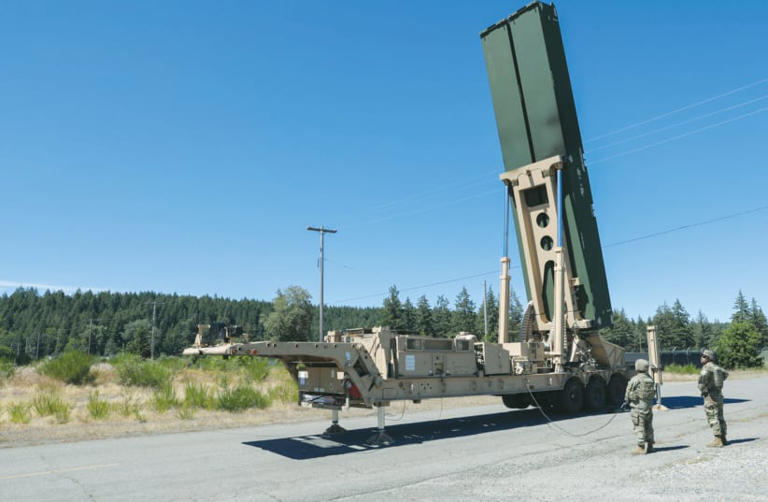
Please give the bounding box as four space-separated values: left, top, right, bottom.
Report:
625 358 655 454
698 349 728 447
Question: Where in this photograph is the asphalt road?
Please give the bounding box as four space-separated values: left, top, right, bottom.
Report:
1 377 766 501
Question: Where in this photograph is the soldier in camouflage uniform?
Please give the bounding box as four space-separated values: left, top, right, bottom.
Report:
625 358 655 454
698 349 728 447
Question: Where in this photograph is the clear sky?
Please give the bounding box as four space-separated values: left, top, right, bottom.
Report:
1 1 767 322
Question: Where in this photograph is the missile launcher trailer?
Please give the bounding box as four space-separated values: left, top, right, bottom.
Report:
184 2 634 441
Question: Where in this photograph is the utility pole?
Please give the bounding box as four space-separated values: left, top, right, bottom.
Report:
307 225 337 342
483 280 488 339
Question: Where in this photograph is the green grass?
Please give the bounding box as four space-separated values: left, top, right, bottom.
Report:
113 354 172 388
32 392 71 423
665 363 699 375
215 386 270 412
9 402 32 424
268 381 298 404
176 404 195 420
183 382 214 409
155 356 188 372
0 360 13 385
151 384 180 413
87 390 110 419
239 358 271 383
39 351 94 385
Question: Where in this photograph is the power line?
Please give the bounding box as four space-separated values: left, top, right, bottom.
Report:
603 204 768 248
589 105 768 166
334 269 508 303
587 93 768 154
585 76 768 143
334 203 768 305
345 188 499 229
333 79 768 232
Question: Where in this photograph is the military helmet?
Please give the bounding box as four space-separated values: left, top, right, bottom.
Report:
635 358 649 372
701 349 715 360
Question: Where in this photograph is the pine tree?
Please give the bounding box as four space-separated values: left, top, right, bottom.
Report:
601 309 634 348
670 299 694 348
476 288 499 341
508 289 523 341
414 296 434 337
381 286 403 330
402 298 416 332
432 295 452 337
732 291 750 323
749 298 768 348
452 287 476 334
692 310 712 350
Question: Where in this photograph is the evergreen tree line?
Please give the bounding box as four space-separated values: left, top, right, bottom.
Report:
0 286 765 368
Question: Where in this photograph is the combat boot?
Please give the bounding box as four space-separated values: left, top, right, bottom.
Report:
631 445 646 455
721 434 728 446
645 442 654 454
707 436 724 448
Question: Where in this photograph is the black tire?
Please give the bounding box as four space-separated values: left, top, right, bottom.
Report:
607 374 628 405
502 393 532 409
584 377 607 410
556 378 584 414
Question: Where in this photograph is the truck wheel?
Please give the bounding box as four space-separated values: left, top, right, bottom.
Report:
502 393 532 409
607 374 628 405
556 378 584 414
584 377 607 410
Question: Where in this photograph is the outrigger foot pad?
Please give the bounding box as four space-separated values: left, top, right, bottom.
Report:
366 430 393 446
323 423 347 436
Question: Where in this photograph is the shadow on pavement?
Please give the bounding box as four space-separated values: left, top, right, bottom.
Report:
652 445 689 452
727 438 758 445
243 407 625 460
661 396 749 409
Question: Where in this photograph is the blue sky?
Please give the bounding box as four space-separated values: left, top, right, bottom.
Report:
1 1 767 322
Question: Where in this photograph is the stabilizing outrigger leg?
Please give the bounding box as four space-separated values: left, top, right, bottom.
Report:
323 409 347 436
367 404 393 445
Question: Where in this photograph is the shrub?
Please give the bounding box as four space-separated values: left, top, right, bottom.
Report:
215 386 270 412
116 393 138 417
32 392 71 423
151 384 179 413
114 354 171 388
176 404 195 420
240 358 271 383
87 390 110 419
268 381 299 404
39 351 94 385
664 363 699 375
9 402 32 424
184 383 214 409
0 360 14 384
156 356 188 372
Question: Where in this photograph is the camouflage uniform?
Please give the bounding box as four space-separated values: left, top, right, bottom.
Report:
698 357 728 441
625 360 655 450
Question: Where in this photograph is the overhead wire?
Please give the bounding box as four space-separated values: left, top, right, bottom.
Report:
332 202 768 305
588 105 768 166
338 78 768 231
332 78 768 304
585 76 768 143
587 93 768 154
